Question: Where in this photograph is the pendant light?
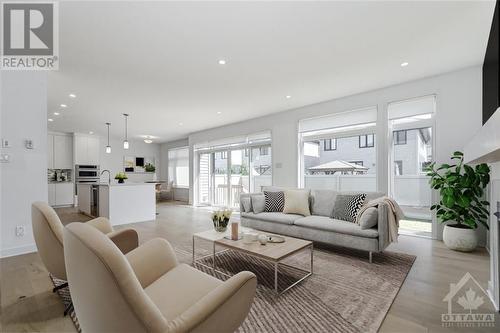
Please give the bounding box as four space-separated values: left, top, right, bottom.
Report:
123 113 129 149
105 122 111 154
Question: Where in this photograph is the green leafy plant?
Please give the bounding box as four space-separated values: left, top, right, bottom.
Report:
114 172 128 180
424 151 490 229
144 163 156 172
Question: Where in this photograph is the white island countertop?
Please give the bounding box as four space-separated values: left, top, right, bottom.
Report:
94 182 156 187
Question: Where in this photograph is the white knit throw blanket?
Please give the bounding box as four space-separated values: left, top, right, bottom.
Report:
355 196 405 243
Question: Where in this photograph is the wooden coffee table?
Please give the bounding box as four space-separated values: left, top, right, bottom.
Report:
192 229 313 295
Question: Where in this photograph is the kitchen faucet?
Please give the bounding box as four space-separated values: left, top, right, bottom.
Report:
101 169 111 184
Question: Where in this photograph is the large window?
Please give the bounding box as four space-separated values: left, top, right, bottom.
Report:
167 147 189 187
299 107 377 192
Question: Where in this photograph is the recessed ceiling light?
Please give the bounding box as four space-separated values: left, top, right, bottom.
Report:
89 131 94 135
401 62 409 67
48 118 54 122
60 104 67 108
217 111 222 114
53 112 60 116
286 95 292 99
69 93 76 98
179 122 183 126
218 59 226 65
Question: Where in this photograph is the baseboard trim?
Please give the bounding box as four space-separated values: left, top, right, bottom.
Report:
1 244 37 258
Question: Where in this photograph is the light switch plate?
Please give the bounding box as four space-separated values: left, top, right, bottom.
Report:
25 139 34 149
1 139 11 148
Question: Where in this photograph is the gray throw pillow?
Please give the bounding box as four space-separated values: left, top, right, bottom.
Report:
241 197 252 212
332 193 366 222
359 207 378 229
251 194 265 213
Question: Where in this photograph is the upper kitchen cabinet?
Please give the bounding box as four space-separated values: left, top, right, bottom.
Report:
48 133 73 169
74 133 100 165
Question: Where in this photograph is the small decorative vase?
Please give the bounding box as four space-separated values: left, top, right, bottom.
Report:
214 225 227 232
118 179 124 184
213 218 229 232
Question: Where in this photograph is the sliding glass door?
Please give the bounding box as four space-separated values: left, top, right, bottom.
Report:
196 144 272 209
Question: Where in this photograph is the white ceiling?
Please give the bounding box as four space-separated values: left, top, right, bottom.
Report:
48 0 496 143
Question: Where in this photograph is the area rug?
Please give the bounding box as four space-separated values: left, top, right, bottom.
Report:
49 275 81 333
50 245 415 333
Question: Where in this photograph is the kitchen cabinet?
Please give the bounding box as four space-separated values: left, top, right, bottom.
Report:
48 184 56 206
48 133 73 169
48 182 74 207
55 183 74 206
74 134 100 165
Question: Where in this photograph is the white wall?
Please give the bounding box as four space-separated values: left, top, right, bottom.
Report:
99 136 161 183
1 71 48 257
185 66 482 239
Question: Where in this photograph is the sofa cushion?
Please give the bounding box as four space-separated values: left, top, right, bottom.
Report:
358 207 378 229
294 215 379 238
241 212 302 225
251 194 265 213
264 191 285 212
310 190 337 217
283 189 311 216
241 196 252 212
332 193 367 222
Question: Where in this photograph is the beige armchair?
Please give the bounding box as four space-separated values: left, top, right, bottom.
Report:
64 222 257 333
31 201 139 315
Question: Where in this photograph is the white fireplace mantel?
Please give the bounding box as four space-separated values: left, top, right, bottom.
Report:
464 107 500 311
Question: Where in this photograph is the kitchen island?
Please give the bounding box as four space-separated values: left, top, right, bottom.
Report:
77 182 156 226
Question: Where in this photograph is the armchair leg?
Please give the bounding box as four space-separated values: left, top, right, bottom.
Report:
369 251 373 263
63 302 74 316
53 282 68 293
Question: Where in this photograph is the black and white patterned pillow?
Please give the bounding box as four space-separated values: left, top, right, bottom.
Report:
264 191 285 212
332 194 366 222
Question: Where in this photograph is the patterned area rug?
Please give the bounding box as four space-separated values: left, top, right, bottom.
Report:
50 245 415 333
49 276 81 333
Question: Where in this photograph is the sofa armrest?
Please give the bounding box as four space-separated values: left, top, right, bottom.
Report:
125 238 178 288
85 217 113 234
168 271 257 333
107 228 139 254
377 202 390 251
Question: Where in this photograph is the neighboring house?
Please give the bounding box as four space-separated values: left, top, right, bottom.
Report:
304 128 431 176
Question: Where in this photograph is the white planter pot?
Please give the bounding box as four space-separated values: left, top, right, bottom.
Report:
442 224 478 252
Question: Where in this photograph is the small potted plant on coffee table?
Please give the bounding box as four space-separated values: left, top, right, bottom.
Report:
115 172 128 184
212 209 232 232
425 151 490 252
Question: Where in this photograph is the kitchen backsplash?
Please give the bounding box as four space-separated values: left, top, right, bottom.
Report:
48 169 73 183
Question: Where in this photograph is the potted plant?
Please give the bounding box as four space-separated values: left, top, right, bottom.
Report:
211 209 232 232
115 172 128 184
425 151 490 252
145 163 156 173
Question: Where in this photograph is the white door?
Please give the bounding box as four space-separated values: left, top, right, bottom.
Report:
47 134 54 169
54 135 73 169
55 183 74 206
48 184 56 206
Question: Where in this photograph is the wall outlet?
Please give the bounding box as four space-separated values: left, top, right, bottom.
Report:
15 225 25 237
25 139 34 149
0 154 10 163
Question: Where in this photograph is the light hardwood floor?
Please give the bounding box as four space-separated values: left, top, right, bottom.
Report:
1 202 499 332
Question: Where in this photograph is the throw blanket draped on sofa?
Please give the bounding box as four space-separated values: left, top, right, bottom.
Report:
356 197 404 243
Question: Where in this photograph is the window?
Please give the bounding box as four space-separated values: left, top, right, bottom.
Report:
394 130 407 145
359 134 374 148
167 147 189 187
324 138 337 151
259 147 269 156
217 151 227 159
